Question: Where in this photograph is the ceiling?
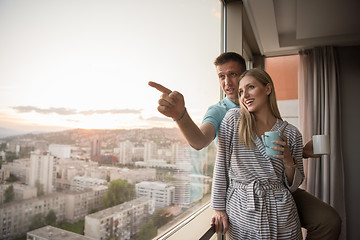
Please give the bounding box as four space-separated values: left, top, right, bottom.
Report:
242 0 360 56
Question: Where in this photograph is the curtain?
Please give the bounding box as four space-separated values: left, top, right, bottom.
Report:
298 46 346 239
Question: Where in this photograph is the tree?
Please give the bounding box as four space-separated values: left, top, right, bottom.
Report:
134 219 157 240
46 210 57 226
4 185 15 203
56 220 84 235
29 213 45 231
19 146 33 158
101 179 136 208
5 151 17 162
89 208 98 214
35 180 44 196
6 174 18 183
152 209 174 228
0 142 6 151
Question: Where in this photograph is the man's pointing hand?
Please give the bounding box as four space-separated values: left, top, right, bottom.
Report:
148 81 186 121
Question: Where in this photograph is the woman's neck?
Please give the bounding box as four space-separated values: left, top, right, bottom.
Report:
254 110 277 138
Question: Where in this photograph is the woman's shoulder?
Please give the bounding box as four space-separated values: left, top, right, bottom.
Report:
280 120 302 140
225 108 241 117
283 121 300 133
223 108 241 121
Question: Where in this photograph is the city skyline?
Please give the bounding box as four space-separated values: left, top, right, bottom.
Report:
0 0 221 134
0 126 214 239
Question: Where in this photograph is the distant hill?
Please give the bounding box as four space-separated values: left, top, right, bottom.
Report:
1 127 186 147
0 127 28 139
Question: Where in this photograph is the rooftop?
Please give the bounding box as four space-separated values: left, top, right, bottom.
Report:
27 225 94 240
86 197 152 220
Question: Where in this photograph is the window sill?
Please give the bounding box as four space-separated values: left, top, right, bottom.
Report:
155 201 217 240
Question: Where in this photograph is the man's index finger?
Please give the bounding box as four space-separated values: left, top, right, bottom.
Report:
148 81 172 95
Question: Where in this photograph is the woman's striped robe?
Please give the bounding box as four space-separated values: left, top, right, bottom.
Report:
211 108 304 240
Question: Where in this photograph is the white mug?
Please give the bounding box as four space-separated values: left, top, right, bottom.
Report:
312 135 330 155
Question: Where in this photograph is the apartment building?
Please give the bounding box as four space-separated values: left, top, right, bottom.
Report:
6 139 47 153
90 135 101 161
0 183 37 204
70 176 107 191
64 185 108 223
173 147 192 206
56 158 98 190
14 184 37 201
114 140 133 165
132 145 144 162
134 159 176 169
0 184 10 204
48 144 72 159
27 225 94 240
144 141 157 162
29 152 57 194
0 193 66 240
136 181 175 209
84 197 155 240
0 185 107 239
57 159 97 177
2 158 30 183
87 166 117 180
0 168 10 184
190 174 212 202
109 168 156 184
0 184 36 204
158 145 176 164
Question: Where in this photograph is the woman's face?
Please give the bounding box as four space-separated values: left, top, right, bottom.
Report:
239 75 271 113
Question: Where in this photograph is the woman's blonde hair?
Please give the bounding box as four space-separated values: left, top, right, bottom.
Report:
238 68 282 149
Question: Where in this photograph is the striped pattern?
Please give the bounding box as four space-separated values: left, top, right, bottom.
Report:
211 108 304 240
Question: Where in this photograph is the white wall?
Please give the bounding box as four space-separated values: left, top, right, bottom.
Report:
277 99 299 129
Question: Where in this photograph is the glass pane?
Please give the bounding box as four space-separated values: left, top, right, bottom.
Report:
0 1 220 240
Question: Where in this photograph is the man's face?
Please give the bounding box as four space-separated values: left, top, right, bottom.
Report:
216 61 244 105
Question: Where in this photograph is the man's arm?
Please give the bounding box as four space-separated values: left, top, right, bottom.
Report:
149 81 216 150
175 111 216 150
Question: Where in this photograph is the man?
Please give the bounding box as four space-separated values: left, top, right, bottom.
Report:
149 52 341 239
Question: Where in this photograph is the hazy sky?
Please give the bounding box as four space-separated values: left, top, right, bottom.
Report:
0 0 221 133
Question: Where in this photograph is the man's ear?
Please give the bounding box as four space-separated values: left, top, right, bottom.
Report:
266 83 272 96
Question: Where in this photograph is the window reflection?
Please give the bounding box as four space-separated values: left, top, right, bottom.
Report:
0 0 220 239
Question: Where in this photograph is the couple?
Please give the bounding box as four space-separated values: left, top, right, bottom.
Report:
149 52 341 239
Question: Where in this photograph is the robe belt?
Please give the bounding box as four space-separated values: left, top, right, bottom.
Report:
230 179 283 211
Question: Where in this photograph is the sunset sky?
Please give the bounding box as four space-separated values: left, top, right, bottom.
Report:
0 0 221 134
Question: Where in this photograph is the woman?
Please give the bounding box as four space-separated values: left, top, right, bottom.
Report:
211 68 304 239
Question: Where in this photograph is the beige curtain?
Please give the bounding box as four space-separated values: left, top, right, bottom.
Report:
298 46 346 239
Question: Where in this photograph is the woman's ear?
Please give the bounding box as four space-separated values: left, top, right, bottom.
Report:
266 83 272 96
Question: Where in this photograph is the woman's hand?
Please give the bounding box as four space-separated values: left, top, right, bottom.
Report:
273 135 295 167
273 135 297 183
211 210 229 234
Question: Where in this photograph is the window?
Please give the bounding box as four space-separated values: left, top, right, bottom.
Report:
0 1 220 239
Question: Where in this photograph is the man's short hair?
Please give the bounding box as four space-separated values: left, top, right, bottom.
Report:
214 52 246 72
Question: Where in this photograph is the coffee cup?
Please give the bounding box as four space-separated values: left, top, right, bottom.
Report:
261 131 283 157
312 135 330 155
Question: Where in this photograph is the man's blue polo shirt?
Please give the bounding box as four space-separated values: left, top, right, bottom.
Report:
201 97 239 143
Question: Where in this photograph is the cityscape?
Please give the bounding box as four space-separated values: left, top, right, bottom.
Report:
0 127 216 240
0 1 220 239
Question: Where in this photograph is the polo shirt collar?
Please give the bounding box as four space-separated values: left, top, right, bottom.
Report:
224 97 239 108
